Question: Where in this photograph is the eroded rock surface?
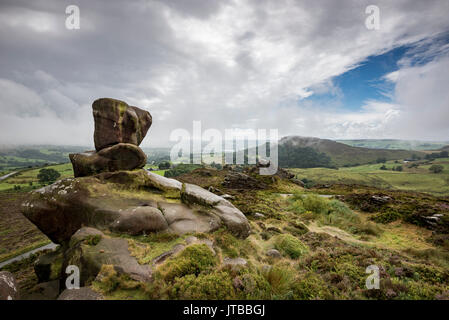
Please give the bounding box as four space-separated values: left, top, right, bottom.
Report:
93 98 152 151
69 143 147 177
70 98 151 177
22 170 250 243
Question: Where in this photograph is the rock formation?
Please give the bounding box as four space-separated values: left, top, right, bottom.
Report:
70 98 151 177
21 98 251 296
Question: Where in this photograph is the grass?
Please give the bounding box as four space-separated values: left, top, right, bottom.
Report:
0 163 74 191
290 158 449 196
273 234 308 259
157 244 217 282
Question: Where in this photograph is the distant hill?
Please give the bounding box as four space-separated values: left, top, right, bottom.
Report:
279 136 424 167
337 139 449 151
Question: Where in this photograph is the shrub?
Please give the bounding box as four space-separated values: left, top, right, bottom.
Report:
263 265 296 298
301 195 329 215
158 244 217 281
214 229 254 258
371 209 401 223
236 272 271 299
85 234 101 246
429 164 444 173
158 161 171 170
37 168 61 184
273 234 308 259
292 272 333 299
170 272 235 299
93 265 141 294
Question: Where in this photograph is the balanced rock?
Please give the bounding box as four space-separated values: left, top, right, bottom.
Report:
69 98 151 177
93 98 152 151
69 143 147 177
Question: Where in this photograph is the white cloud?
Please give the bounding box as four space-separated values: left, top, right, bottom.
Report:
0 0 448 146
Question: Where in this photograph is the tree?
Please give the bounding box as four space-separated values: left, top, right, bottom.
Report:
393 165 403 172
376 157 387 163
37 168 61 184
429 164 443 173
440 150 448 158
158 161 171 170
380 165 387 170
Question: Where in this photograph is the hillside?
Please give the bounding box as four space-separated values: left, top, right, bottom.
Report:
337 139 449 151
279 136 423 167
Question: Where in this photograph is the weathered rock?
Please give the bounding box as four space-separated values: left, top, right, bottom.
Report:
58 287 104 300
111 206 168 235
70 227 105 247
152 244 185 266
266 249 282 258
63 231 151 285
182 183 231 207
146 171 182 193
222 257 248 270
222 172 267 190
158 201 221 235
69 143 147 177
213 205 251 239
22 170 250 243
93 98 152 151
253 212 265 219
0 271 19 300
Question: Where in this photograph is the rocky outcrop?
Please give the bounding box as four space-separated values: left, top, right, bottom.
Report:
63 228 152 285
69 143 147 177
93 98 152 151
0 272 19 300
21 97 251 296
222 172 267 190
22 170 250 243
70 98 151 177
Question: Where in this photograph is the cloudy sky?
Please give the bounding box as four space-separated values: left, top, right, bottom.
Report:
1 0 448 148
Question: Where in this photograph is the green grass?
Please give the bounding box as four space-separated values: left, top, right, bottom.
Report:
290 158 449 196
0 163 74 191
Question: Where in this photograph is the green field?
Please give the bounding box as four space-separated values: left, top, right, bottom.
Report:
290 158 449 196
0 163 74 191
1 164 168 192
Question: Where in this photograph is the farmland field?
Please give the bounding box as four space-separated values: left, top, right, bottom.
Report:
290 158 449 196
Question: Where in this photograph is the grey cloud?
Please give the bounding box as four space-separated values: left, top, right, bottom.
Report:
0 0 448 146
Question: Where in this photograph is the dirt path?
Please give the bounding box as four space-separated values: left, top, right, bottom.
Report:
307 222 373 246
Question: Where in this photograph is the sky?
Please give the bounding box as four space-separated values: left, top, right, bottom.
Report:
0 0 448 148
